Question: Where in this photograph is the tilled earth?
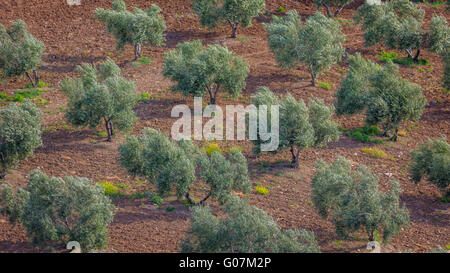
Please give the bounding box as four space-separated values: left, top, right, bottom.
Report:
0 0 448 253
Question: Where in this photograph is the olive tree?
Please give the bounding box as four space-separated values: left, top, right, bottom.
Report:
410 138 449 200
334 53 381 116
355 0 449 62
94 0 166 60
0 170 115 251
119 128 251 205
265 11 345 86
0 101 42 179
192 0 266 38
428 16 450 90
314 0 355 17
181 196 320 253
312 156 410 242
335 56 426 141
60 58 137 141
163 40 249 104
251 87 340 168
0 20 45 87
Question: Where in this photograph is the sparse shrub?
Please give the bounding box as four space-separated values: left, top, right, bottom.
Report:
264 11 345 86
361 147 393 159
119 128 251 205
163 40 249 104
254 184 269 195
335 54 426 141
94 0 166 60
205 142 222 156
0 170 115 251
409 138 449 199
0 100 42 179
181 196 320 253
0 20 45 87
314 0 355 17
251 87 340 168
312 156 410 242
345 126 382 143
98 180 119 196
192 0 266 38
318 81 333 90
60 58 137 141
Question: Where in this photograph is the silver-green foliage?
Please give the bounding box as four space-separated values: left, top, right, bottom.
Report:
60 58 137 141
192 0 266 38
366 61 426 140
0 170 115 251
94 0 166 59
0 20 44 86
0 100 42 178
335 53 381 116
119 128 250 204
335 55 426 140
312 156 410 242
163 40 249 104
264 11 345 86
428 16 450 89
355 0 447 61
409 138 449 199
314 0 355 17
251 87 340 168
181 196 320 253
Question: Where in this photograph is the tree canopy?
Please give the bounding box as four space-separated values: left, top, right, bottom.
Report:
0 170 115 251
181 196 320 253
95 0 166 60
355 0 449 62
119 128 251 205
251 87 340 168
312 156 410 242
193 0 266 38
314 0 355 17
0 20 45 87
265 11 345 86
163 40 249 104
60 58 137 141
0 100 42 179
335 55 426 140
410 137 450 200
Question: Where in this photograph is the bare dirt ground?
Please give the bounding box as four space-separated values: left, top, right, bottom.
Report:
0 0 448 253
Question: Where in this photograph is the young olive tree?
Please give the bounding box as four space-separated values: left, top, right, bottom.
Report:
181 196 320 253
94 0 166 60
265 11 345 86
60 58 137 142
335 56 426 141
0 170 115 251
314 0 355 18
193 0 266 38
0 20 45 87
409 138 449 200
0 101 42 179
251 87 340 168
355 0 449 62
119 128 251 205
163 40 249 105
312 156 410 242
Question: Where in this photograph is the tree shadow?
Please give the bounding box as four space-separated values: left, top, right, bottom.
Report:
39 54 107 73
401 193 449 229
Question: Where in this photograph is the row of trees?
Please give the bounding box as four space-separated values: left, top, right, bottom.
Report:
1 1 448 92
